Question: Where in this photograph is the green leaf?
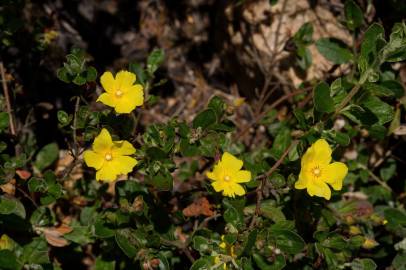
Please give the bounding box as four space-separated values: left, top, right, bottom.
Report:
56 68 71 83
241 229 257 256
73 74 87 85
384 22 406 62
270 126 291 160
22 237 50 265
224 205 244 229
57 110 71 127
364 81 404 98
129 62 146 86
193 109 217 130
28 177 46 192
146 147 168 160
314 81 335 113
64 226 92 245
316 38 353 64
190 257 211 270
147 171 173 191
86 66 97 82
329 131 351 146
34 143 59 171
147 48 165 75
115 229 139 258
268 229 305 254
361 95 394 125
344 0 364 30
253 253 285 270
392 253 406 270
0 250 19 270
192 236 210 253
351 258 377 270
358 23 385 75
384 208 406 226
95 257 115 270
208 96 226 119
0 112 9 131
0 195 26 219
293 22 313 45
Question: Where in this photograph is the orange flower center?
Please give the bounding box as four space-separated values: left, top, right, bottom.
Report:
105 153 113 161
224 175 231 182
115 90 123 97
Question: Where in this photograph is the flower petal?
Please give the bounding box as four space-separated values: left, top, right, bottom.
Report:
113 140 136 156
83 150 104 170
93 128 113 153
111 156 138 175
212 181 225 192
230 183 245 196
100 71 116 93
324 162 348 190
312 139 332 165
233 170 251 183
115 90 144 113
125 84 144 105
95 162 118 182
115 71 136 90
294 170 309 189
307 180 331 200
96 93 116 108
221 152 243 173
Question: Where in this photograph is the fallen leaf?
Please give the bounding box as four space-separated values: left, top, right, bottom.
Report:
0 179 15 195
183 197 214 217
15 169 31 180
42 224 73 247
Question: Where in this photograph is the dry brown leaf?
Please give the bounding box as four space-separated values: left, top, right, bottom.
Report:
182 197 214 217
15 169 32 180
0 179 15 195
42 224 72 247
394 125 406 135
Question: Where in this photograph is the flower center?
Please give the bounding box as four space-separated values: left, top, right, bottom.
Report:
115 90 123 97
311 166 322 177
224 175 231 182
105 153 112 161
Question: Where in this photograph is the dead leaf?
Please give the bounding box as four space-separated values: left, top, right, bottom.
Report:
183 197 214 217
0 179 15 195
394 125 406 135
15 169 31 180
42 224 72 247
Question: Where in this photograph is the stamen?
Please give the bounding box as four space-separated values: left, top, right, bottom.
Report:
312 166 322 177
105 153 112 161
115 90 123 97
224 175 231 181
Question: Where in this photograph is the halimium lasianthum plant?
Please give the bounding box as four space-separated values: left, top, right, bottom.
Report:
83 128 137 181
295 139 348 200
97 70 144 113
2 1 406 269
206 152 251 197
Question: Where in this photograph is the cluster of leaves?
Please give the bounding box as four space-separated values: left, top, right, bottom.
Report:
1 1 406 270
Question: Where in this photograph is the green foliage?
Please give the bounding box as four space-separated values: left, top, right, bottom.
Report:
57 48 97 85
316 38 353 64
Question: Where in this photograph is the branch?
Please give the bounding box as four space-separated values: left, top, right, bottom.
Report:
249 140 299 229
0 62 16 136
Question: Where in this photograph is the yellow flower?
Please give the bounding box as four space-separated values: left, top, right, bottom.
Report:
97 70 144 114
219 235 236 257
362 238 379 249
83 128 137 182
0 235 13 250
207 152 251 198
214 256 227 270
295 139 348 200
